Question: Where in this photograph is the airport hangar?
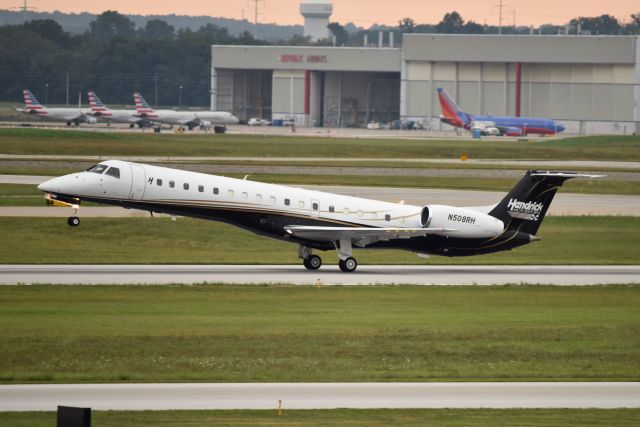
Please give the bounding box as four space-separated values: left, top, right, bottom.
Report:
211 34 640 134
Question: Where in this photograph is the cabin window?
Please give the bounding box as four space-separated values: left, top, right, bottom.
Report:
385 214 391 221
242 192 248 199
105 167 120 179
227 190 234 198
298 201 305 208
87 164 108 174
256 194 262 202
269 196 276 204
198 185 204 193
329 205 335 213
169 181 175 188
156 179 163 186
213 187 219 195
183 183 190 190
284 198 290 206
312 202 319 210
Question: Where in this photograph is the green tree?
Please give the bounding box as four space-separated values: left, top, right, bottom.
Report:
328 22 348 45
436 12 465 33
141 19 175 39
571 14 621 35
89 10 136 41
398 17 416 34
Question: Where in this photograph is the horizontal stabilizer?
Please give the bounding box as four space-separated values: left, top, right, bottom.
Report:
530 171 607 179
285 225 456 243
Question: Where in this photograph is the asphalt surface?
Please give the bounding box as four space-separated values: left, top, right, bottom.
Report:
1 382 638 410
1 265 638 286
1 153 639 170
2 175 639 216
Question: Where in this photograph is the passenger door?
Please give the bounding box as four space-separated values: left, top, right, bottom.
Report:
129 164 146 200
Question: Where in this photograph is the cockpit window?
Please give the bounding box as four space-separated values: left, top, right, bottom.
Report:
105 167 120 179
87 164 108 174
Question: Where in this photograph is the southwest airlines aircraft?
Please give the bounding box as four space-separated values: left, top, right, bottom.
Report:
17 89 95 126
38 161 598 272
438 88 565 136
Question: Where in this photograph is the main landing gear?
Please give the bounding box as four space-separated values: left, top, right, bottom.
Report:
298 239 358 273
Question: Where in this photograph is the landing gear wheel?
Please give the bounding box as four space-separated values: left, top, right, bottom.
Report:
67 216 80 227
338 257 357 273
303 255 322 270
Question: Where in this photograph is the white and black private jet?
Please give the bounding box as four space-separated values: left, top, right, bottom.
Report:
38 161 600 272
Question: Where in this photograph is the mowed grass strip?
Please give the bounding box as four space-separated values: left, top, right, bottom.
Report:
1 217 638 265
1 128 639 160
2 409 640 427
0 285 639 383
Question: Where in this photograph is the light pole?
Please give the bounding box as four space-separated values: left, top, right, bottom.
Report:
45 83 49 105
179 85 183 109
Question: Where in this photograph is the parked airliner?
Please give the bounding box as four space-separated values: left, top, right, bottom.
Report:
133 92 239 131
17 89 96 126
438 88 565 136
37 162 599 272
88 91 152 128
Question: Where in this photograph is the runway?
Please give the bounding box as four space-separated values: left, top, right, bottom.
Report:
1 382 638 410
2 175 639 216
1 265 638 285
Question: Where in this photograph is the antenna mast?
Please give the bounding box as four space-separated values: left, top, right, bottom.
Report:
494 0 507 34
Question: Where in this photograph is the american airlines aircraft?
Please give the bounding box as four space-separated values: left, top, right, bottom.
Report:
37 161 599 272
438 88 565 136
133 92 239 130
17 89 96 126
88 91 152 128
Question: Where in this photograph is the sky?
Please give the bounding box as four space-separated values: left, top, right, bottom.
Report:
10 0 639 27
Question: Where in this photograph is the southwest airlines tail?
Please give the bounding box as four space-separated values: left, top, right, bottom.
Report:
437 88 471 128
87 91 111 117
133 92 155 117
22 89 47 115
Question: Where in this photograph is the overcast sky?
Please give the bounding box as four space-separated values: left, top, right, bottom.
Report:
24 0 639 27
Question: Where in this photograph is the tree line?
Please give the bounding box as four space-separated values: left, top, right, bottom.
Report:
1 10 638 106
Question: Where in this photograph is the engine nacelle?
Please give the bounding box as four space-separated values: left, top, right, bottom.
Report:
85 116 98 124
421 205 504 238
199 120 212 128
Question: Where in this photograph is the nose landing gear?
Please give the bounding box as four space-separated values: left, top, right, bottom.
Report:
67 204 80 227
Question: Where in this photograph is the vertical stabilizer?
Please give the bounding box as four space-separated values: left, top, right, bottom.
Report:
133 92 155 116
87 91 111 116
22 89 47 114
436 88 471 127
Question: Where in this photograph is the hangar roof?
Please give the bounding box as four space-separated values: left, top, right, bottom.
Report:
403 34 637 64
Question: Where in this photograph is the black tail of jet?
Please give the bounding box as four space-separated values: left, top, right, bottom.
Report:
489 171 602 235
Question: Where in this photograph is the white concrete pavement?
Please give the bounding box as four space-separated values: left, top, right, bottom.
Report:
1 265 639 286
1 382 638 411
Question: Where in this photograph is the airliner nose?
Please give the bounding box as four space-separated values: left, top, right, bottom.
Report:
37 174 80 194
557 124 566 132
230 115 240 124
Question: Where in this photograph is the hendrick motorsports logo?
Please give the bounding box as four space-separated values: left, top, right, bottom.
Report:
507 198 544 221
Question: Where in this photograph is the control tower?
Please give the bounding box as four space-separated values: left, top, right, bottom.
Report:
300 0 333 41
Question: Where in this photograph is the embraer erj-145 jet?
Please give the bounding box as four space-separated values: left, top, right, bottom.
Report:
17 89 96 126
38 161 600 272
438 88 565 136
88 91 151 128
133 92 239 130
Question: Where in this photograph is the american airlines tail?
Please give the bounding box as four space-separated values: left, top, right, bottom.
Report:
87 91 111 117
437 88 471 128
133 92 155 117
22 89 47 115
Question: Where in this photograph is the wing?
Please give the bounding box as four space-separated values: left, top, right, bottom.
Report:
284 225 456 247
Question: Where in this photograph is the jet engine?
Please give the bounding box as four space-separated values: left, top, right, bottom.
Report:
421 205 504 238
199 120 212 129
85 116 98 124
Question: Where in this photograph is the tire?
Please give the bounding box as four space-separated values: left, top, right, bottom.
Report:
338 257 357 273
67 216 80 227
304 255 322 271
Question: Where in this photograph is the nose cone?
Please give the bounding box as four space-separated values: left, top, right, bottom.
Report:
37 174 81 195
556 124 566 133
230 115 240 124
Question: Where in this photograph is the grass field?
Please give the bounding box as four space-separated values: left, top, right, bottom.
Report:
1 284 639 383
2 409 639 427
0 128 639 160
1 216 639 265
